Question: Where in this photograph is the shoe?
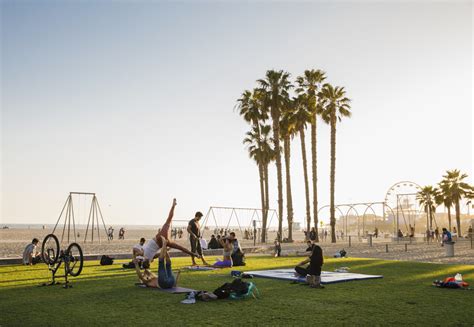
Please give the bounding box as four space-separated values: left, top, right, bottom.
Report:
311 284 325 289
181 291 196 304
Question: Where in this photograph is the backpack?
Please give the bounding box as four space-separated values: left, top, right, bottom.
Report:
213 278 252 299
100 255 114 266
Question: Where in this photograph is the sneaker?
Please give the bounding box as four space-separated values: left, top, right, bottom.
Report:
310 284 325 289
181 292 196 304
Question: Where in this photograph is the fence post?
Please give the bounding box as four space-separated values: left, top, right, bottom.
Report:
349 236 352 247
386 244 388 253
369 234 373 247
405 243 408 252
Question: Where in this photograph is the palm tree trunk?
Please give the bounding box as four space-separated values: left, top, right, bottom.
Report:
258 163 266 243
447 206 452 231
330 114 337 243
264 163 270 243
272 113 284 241
455 199 461 235
300 127 311 240
284 136 294 242
311 119 319 242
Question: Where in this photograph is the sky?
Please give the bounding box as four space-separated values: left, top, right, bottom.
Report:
1 0 473 227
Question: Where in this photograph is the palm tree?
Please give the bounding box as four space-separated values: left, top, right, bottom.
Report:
237 89 270 242
280 100 298 242
417 186 437 231
242 124 274 242
296 69 326 242
293 94 312 239
441 170 474 235
320 84 351 243
258 70 292 241
435 179 454 231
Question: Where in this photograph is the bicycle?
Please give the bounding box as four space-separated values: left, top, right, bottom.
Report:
40 234 84 288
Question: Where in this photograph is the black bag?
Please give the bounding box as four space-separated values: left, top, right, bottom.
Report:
213 278 249 299
100 255 114 265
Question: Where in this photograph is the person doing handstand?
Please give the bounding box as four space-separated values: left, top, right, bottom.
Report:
141 198 199 268
134 236 180 289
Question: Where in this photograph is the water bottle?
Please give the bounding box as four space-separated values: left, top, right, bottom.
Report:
454 273 462 282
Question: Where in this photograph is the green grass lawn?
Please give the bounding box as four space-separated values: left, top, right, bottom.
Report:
1 255 473 326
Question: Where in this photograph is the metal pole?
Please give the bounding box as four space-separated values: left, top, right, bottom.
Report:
95 196 109 242
91 197 95 243
84 196 94 243
95 197 100 244
385 244 388 253
349 236 351 247
405 244 408 252
396 195 400 244
61 196 70 243
52 196 70 235
369 234 372 247
71 195 76 243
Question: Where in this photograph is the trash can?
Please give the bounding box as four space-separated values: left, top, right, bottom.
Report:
444 241 455 257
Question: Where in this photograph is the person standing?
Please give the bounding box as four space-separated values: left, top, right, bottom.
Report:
187 212 209 266
309 227 316 242
274 240 282 257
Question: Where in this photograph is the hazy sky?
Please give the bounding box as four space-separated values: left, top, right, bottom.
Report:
1 1 472 227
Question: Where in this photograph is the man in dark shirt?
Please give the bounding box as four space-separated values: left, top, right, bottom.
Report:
295 244 324 288
187 212 209 266
208 235 219 249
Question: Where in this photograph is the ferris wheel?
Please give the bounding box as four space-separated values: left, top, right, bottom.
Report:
384 181 422 234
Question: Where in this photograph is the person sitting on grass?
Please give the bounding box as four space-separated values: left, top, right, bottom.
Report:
141 198 200 269
22 238 42 265
213 237 233 268
208 235 219 249
229 232 245 266
134 236 181 289
294 244 324 289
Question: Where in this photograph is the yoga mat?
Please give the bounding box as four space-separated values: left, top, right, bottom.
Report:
185 266 217 271
135 284 196 293
245 268 383 285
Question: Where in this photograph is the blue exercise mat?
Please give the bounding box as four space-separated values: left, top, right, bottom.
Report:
245 268 383 284
185 266 217 271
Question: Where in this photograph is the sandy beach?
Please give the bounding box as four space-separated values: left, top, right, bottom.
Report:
2 227 473 265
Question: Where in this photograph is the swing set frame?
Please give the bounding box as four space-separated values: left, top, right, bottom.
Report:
51 192 108 244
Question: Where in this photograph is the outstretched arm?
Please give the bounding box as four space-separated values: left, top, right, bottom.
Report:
297 258 310 266
133 259 146 283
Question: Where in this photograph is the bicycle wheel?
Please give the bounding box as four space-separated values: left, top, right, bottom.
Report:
41 234 60 265
65 242 83 277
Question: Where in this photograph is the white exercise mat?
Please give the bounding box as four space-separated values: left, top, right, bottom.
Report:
245 268 383 284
